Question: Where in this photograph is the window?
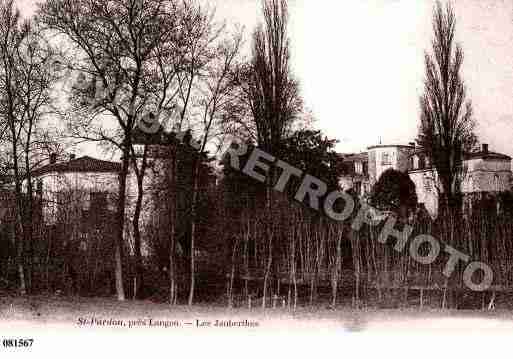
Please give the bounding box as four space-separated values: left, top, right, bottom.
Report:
90 192 108 209
467 175 474 192
494 174 500 192
36 180 43 196
83 192 108 211
419 156 426 170
82 192 91 211
355 161 363 174
79 233 88 251
382 153 391 165
354 181 362 196
424 175 432 192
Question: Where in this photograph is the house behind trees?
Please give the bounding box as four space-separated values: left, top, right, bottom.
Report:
339 142 512 217
129 129 217 261
29 154 121 227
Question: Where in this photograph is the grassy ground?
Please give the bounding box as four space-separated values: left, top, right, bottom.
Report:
1 294 513 332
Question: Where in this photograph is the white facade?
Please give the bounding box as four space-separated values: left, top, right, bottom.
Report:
33 171 119 225
27 156 121 225
338 153 370 197
367 144 416 185
342 143 512 218
406 147 511 217
408 169 439 218
125 147 170 234
463 158 511 193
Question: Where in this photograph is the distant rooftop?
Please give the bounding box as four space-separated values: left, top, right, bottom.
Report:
464 151 511 161
367 144 416 150
340 152 369 162
410 144 511 161
364 141 511 162
32 156 122 177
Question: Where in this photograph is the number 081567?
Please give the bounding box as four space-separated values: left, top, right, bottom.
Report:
2 339 34 348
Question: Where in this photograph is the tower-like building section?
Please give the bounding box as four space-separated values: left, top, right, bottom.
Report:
367 144 416 185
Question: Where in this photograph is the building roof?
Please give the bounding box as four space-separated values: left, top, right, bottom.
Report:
340 152 369 162
464 151 511 161
367 144 416 150
410 147 426 157
32 156 122 177
409 149 511 161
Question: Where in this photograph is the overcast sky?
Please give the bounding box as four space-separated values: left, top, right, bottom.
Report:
17 0 513 157
214 0 513 157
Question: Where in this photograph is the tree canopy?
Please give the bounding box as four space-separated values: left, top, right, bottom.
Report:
370 168 417 215
417 1 477 211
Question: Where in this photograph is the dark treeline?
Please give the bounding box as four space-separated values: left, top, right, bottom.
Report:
0 0 511 311
0 0 346 306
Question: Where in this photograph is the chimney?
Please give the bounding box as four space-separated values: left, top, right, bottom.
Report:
482 144 489 154
49 153 57 164
70 153 76 161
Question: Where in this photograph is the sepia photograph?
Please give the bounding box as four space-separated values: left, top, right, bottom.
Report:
0 0 513 356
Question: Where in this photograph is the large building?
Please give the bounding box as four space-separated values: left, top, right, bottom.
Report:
339 143 512 217
29 154 121 225
339 152 369 197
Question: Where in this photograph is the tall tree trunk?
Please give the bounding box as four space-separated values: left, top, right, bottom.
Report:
23 137 34 294
331 226 342 308
243 217 250 302
290 214 297 310
131 145 148 299
10 127 26 295
188 157 201 306
114 145 131 301
262 183 273 309
168 147 178 305
227 239 238 308
132 213 142 299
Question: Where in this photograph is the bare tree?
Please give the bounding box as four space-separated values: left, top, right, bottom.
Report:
228 0 302 308
229 0 302 151
186 27 242 305
38 0 216 301
0 0 58 294
417 1 477 213
128 142 149 299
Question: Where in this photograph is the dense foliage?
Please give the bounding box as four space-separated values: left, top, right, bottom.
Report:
370 168 418 215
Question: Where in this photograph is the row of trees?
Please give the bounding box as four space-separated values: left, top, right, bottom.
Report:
0 0 347 306
0 0 495 310
0 0 61 295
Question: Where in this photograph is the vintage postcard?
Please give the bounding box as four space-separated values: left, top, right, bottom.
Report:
0 0 513 357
